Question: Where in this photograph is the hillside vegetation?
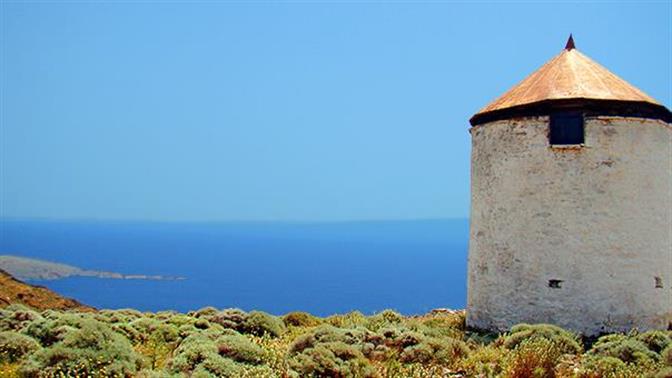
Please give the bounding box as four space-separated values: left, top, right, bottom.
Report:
0 304 670 378
0 270 93 312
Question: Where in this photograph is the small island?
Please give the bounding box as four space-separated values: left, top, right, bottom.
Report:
0 255 185 281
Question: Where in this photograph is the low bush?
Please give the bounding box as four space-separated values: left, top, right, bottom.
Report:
193 306 219 319
216 333 265 364
498 323 583 355
168 335 218 373
240 311 285 338
194 354 241 377
166 313 198 328
23 313 89 346
0 332 41 363
283 311 321 327
502 337 568 378
559 354 651 378
168 334 245 377
20 319 142 377
365 310 404 331
289 341 379 378
290 322 469 370
415 313 466 339
0 306 42 332
325 311 368 329
589 335 659 365
209 308 247 330
133 321 180 370
661 344 672 366
460 344 506 377
290 325 369 354
194 318 211 330
652 366 672 378
399 335 469 366
636 330 672 354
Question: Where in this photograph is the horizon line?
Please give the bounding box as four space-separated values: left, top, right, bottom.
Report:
0 216 469 224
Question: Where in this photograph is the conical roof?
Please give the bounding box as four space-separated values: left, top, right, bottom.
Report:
470 36 671 125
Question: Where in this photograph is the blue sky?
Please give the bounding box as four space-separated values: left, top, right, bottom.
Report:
1 2 670 221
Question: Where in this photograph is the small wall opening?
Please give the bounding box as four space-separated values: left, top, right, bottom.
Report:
548 279 563 289
655 277 663 289
550 112 584 145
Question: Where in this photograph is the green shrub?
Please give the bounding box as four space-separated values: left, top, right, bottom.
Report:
152 323 180 344
461 344 506 377
592 334 627 347
209 308 247 330
289 341 379 378
365 310 404 331
168 334 244 377
116 308 144 318
194 318 211 330
166 313 198 328
154 310 179 321
0 332 40 363
240 311 285 338
288 324 379 375
415 313 466 339
564 355 650 378
636 330 672 354
196 355 242 377
290 325 369 354
134 322 180 370
360 341 391 362
283 312 321 327
135 368 180 378
325 311 368 328
23 313 87 346
176 324 199 339
216 333 265 364
96 309 144 324
399 320 455 341
168 335 218 373
498 323 583 355
193 307 219 319
399 336 469 366
0 306 42 332
662 344 672 366
651 366 672 378
20 319 142 377
202 324 230 339
377 326 470 366
112 322 141 342
503 337 567 378
96 310 134 324
589 335 659 365
130 317 160 334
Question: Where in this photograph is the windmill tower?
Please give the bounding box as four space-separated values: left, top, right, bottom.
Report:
466 36 672 335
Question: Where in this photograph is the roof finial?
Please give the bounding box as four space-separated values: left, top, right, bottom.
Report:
565 34 576 50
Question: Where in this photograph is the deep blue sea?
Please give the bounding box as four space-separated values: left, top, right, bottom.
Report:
0 219 468 316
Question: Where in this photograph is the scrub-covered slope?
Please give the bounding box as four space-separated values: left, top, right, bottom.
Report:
0 269 94 312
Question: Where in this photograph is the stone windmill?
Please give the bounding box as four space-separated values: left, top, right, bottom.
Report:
467 36 672 335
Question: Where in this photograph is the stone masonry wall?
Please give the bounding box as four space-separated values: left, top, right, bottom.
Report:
467 116 672 335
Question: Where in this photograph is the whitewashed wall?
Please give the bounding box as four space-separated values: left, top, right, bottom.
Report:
467 116 672 335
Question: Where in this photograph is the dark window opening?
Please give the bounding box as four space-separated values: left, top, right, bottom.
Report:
548 279 563 289
550 113 584 145
655 277 663 289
